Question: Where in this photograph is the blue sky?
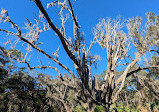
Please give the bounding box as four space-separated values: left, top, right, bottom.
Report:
0 0 159 77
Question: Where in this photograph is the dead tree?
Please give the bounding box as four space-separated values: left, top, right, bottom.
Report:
0 0 98 111
0 0 159 111
93 16 159 109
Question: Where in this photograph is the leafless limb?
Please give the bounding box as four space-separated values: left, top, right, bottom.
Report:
0 13 74 76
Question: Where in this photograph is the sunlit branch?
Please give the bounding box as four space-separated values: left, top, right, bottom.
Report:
34 0 80 68
126 65 159 78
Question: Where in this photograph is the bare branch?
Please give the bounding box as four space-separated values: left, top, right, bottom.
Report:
126 65 159 78
0 29 17 35
116 54 141 85
150 49 159 54
67 0 80 28
34 0 80 68
86 37 97 57
0 28 74 76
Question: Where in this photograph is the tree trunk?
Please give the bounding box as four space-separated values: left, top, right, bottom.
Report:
78 86 97 112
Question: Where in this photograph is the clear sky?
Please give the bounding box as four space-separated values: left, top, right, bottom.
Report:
0 0 159 77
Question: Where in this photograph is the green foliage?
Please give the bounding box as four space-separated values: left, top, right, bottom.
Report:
110 103 139 112
94 105 106 112
0 48 51 112
148 54 159 79
8 49 23 59
74 105 85 112
0 68 8 112
148 100 159 111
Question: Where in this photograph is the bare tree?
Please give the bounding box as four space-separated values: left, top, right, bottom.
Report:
0 0 159 111
93 16 159 109
0 0 97 111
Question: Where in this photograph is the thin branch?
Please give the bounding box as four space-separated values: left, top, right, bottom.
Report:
1 31 75 80
126 65 159 78
150 49 159 54
0 46 31 68
1 28 74 76
31 66 63 79
86 37 96 57
67 0 80 28
8 16 21 35
34 0 80 67
0 29 16 35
